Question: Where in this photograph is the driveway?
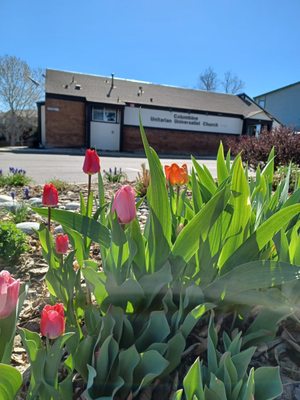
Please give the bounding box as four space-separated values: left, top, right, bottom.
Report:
0 150 217 184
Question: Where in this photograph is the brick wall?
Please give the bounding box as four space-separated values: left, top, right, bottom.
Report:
45 98 86 147
122 126 235 155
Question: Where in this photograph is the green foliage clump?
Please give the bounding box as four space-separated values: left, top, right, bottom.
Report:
135 162 150 197
9 202 30 224
0 167 31 187
103 167 127 183
273 163 300 192
174 314 282 400
0 221 29 265
48 178 71 192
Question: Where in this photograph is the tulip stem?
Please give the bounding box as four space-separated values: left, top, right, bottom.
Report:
48 207 51 231
176 185 180 216
88 174 92 200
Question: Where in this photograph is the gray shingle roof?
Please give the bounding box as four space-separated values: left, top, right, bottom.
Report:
46 69 271 120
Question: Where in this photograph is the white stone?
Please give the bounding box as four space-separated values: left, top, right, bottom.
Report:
0 194 13 203
0 201 20 211
65 202 80 210
28 197 43 207
16 222 40 235
54 225 64 234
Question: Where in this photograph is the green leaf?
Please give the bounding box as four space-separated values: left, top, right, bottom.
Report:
139 115 171 245
183 357 205 400
83 267 108 307
133 350 169 396
218 157 251 267
217 142 230 185
73 336 96 381
192 156 217 196
0 364 22 400
135 311 170 352
222 204 300 272
33 207 111 247
118 345 140 396
172 186 230 264
254 366 283 400
241 367 255 400
204 260 300 305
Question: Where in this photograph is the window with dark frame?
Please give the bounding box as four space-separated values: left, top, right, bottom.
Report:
92 107 118 123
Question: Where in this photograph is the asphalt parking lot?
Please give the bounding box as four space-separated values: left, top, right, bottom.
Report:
0 149 218 184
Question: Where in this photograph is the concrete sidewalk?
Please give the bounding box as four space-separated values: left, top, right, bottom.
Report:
0 146 216 160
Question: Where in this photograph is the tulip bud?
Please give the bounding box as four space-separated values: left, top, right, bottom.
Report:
40 303 65 339
164 163 189 186
82 149 100 175
55 234 69 254
0 270 20 319
112 185 136 224
42 183 58 207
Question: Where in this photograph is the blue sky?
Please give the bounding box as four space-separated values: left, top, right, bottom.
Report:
1 0 300 97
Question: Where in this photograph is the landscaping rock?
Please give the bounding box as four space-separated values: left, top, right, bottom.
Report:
16 222 40 235
0 194 13 203
28 197 43 207
65 202 80 210
0 200 21 211
54 225 64 234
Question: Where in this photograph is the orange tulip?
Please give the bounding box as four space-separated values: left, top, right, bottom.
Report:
164 163 189 186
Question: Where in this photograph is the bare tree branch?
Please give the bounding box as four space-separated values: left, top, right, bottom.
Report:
221 71 245 94
198 66 218 91
0 55 44 144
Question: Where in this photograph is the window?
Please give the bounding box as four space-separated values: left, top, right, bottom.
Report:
92 107 118 123
258 99 265 108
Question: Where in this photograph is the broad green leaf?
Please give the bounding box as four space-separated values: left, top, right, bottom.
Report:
135 311 170 352
191 168 203 213
192 156 217 196
139 116 171 245
222 204 300 272
118 345 140 398
204 260 300 304
219 157 251 267
183 358 204 400
33 207 111 247
132 350 169 396
83 267 108 307
172 186 230 264
254 367 282 400
241 368 255 400
0 364 22 400
217 142 230 185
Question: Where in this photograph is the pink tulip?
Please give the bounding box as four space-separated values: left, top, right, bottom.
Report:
112 185 136 224
0 270 20 319
40 303 65 339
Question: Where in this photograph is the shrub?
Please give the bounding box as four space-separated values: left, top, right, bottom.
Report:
0 221 29 265
225 127 300 169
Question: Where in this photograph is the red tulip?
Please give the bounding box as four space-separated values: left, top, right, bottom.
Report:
164 163 189 186
112 185 136 224
42 183 58 207
40 303 65 339
0 270 20 319
83 149 100 175
55 234 69 254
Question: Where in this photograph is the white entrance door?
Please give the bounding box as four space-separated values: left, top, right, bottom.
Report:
90 121 120 151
